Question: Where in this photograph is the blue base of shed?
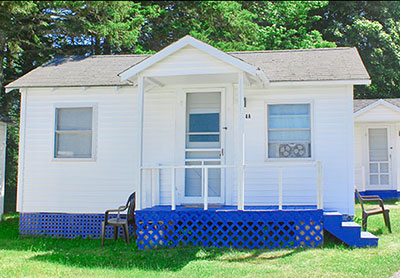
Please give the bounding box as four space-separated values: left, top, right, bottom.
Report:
19 207 378 249
19 212 135 239
357 190 400 200
136 206 323 250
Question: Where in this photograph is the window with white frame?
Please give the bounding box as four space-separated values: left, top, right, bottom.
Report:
267 104 311 158
54 107 93 158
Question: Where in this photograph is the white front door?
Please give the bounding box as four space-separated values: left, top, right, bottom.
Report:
368 127 391 189
183 91 225 204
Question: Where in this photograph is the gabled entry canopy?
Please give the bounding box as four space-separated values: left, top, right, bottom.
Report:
118 35 269 86
354 99 400 122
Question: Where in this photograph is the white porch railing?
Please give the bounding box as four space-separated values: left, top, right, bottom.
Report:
140 161 324 211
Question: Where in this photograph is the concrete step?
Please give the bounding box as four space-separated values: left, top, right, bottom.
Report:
342 222 361 228
324 211 378 248
361 231 378 239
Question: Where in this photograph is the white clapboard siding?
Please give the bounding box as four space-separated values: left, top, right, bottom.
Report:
142 45 238 76
20 82 355 215
20 87 172 213
21 87 137 213
229 85 354 215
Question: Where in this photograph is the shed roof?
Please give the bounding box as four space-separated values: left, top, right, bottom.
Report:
6 47 370 89
354 98 400 113
0 114 13 124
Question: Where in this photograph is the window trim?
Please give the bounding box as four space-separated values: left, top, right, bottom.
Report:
265 100 315 161
52 103 98 162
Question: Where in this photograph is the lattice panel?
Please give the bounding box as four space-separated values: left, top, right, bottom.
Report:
19 213 136 239
136 210 323 250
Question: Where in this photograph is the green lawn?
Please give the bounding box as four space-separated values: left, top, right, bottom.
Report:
0 202 399 278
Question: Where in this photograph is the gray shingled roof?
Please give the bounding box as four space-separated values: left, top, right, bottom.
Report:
6 47 369 89
230 48 368 82
354 98 400 112
6 55 149 89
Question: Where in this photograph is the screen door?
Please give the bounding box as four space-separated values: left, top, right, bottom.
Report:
184 92 224 204
368 128 390 187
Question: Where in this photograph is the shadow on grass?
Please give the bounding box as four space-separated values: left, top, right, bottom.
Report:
0 214 304 272
355 199 399 205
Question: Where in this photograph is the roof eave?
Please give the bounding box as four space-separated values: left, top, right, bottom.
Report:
269 79 371 87
5 84 135 93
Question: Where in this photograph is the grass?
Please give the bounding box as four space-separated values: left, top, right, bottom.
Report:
0 202 399 278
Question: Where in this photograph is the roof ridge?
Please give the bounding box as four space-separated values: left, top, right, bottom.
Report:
355 98 400 101
91 54 151 58
228 47 354 54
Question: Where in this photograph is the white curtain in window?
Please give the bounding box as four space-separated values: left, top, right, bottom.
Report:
55 107 92 158
268 104 311 158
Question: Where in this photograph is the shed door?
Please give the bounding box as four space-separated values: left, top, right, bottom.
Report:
184 92 225 204
368 128 391 188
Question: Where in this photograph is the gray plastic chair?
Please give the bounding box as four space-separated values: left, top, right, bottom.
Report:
101 192 136 246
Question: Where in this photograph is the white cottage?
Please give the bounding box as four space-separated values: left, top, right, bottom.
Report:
354 99 400 199
6 36 375 248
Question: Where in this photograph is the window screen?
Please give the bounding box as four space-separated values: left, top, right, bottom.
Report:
267 104 311 158
55 107 93 158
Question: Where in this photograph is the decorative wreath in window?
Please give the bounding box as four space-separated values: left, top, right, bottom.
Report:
279 143 306 157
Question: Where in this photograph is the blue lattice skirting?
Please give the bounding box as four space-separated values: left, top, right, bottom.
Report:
136 209 324 249
19 213 135 239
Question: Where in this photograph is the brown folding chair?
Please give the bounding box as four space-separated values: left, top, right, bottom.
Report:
355 189 391 233
101 192 136 246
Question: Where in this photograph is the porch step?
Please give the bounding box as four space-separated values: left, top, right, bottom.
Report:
324 212 378 248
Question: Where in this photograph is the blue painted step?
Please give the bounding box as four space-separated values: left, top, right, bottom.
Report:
323 212 378 247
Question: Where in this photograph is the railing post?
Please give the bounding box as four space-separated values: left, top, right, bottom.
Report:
150 168 154 207
136 75 144 210
171 168 176 211
237 72 245 211
317 161 323 209
204 167 208 211
278 168 283 210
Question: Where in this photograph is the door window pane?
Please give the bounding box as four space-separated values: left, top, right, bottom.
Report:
370 175 379 185
185 168 202 197
380 174 389 185
380 163 389 173
189 113 219 133
369 163 378 173
186 93 221 148
369 128 388 161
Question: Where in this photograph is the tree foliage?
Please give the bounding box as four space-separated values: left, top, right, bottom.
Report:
313 1 400 98
139 1 333 52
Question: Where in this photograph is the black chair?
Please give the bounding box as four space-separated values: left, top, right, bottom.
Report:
355 189 391 233
101 192 136 246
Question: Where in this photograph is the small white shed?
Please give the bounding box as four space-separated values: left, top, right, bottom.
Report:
354 99 400 199
0 116 9 220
